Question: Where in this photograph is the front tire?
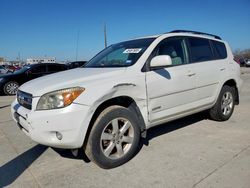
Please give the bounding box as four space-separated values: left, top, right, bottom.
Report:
3 81 19 95
85 105 140 169
209 85 235 121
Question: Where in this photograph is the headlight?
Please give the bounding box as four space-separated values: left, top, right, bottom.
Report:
36 87 85 110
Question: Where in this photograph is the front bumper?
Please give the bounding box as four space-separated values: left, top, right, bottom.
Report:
11 100 91 149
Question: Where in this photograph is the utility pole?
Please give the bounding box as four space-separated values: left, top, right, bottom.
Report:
76 30 79 61
18 52 21 66
104 23 107 48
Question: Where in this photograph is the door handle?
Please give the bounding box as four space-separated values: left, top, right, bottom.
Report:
186 72 196 77
220 68 226 71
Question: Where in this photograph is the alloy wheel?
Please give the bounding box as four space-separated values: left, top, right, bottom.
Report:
100 118 134 159
221 91 233 116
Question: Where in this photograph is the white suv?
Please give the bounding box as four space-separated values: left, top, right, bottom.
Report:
11 30 242 168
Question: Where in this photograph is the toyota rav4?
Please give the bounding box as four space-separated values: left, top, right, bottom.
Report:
11 30 242 168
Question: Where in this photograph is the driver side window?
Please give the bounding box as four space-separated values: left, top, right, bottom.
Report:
155 38 187 66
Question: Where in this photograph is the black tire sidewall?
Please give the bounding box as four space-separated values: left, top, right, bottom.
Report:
89 106 140 169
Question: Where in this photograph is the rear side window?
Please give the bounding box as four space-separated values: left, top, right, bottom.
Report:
47 64 65 72
212 40 227 59
31 65 46 74
188 37 213 62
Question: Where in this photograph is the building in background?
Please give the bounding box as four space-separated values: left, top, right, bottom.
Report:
0 57 4 65
26 57 56 64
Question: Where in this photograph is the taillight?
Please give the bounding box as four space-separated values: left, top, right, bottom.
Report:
234 57 240 66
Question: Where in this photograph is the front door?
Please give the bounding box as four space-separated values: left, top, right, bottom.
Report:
146 37 197 123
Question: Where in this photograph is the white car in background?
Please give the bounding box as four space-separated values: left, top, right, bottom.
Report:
245 59 250 67
11 30 242 168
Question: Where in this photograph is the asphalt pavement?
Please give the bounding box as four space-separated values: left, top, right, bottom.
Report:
0 69 250 188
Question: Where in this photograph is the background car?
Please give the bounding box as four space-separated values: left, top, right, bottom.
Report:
3 65 22 72
238 58 246 67
0 65 9 74
66 61 87 69
0 63 67 95
245 59 250 67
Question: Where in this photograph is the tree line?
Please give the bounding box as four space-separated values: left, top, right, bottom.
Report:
234 49 250 60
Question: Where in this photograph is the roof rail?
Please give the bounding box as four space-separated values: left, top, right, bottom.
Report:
169 30 222 40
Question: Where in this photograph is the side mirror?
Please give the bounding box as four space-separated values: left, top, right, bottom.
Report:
150 55 172 68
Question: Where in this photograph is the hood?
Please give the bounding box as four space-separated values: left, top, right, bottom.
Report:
0 71 18 78
19 67 126 96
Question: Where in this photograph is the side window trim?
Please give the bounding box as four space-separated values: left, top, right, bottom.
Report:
182 38 190 64
209 40 218 60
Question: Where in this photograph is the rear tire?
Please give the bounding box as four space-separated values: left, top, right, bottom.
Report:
209 85 235 121
85 105 140 169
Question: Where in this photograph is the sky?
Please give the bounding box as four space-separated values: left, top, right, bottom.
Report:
0 0 250 61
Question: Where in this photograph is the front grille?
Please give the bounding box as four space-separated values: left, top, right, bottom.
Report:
17 90 33 110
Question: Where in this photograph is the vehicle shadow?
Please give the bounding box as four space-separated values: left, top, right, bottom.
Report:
0 104 10 109
139 112 208 149
52 148 91 163
0 145 48 187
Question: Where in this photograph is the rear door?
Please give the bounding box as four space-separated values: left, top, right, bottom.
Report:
187 37 226 106
146 37 197 123
28 64 47 80
47 64 66 74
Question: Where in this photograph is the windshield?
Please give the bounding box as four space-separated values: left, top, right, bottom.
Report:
85 38 155 68
14 66 30 74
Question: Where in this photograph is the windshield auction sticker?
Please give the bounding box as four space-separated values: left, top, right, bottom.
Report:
123 48 142 53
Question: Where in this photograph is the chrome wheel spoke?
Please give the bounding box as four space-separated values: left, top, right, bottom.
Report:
104 142 115 157
116 143 124 157
221 103 226 110
111 119 119 133
225 93 229 100
121 136 133 143
120 121 131 135
101 133 113 141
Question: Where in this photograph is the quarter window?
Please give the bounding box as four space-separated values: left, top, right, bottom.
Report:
188 38 213 62
212 40 227 59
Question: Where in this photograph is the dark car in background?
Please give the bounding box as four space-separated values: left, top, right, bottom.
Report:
0 63 67 95
66 61 87 69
